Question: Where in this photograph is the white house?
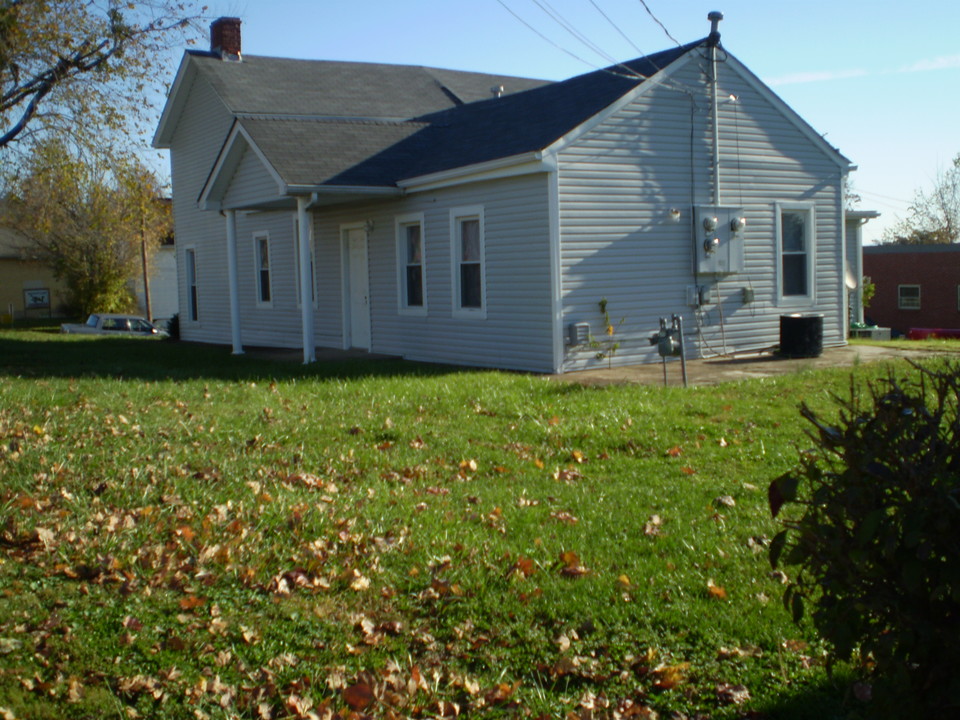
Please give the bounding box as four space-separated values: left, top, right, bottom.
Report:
155 14 860 372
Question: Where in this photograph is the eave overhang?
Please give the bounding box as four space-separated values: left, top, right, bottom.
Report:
398 151 554 193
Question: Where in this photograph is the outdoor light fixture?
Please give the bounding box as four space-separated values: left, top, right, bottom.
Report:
669 207 681 221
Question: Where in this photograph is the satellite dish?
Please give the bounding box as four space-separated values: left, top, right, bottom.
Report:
844 261 858 290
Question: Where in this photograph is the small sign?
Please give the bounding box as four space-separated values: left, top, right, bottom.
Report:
24 288 50 309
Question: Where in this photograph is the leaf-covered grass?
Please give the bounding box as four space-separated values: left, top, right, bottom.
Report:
0 329 939 719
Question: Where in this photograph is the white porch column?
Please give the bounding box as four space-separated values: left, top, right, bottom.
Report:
297 196 316 364
225 209 243 355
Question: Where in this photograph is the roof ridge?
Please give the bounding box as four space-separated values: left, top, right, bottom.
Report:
191 49 549 83
236 113 428 126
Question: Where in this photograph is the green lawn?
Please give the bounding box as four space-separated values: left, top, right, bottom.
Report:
0 328 939 719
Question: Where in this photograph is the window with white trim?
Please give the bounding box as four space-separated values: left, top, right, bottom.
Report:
898 284 920 310
451 206 485 315
254 233 272 306
185 248 198 322
293 216 316 308
776 204 815 301
396 213 426 313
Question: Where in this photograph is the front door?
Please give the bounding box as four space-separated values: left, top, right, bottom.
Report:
347 228 371 350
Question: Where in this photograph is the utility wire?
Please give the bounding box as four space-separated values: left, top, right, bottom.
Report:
636 0 681 47
531 0 623 68
495 0 703 96
495 0 665 83
493 0 621 75
588 0 643 55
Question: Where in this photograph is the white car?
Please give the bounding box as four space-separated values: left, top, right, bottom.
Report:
61 313 168 337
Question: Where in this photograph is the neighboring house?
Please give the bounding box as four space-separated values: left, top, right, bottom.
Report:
2 198 177 324
131 233 179 326
155 15 863 373
863 244 960 335
0 225 69 320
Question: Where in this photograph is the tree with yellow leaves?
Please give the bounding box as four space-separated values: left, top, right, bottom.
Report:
0 0 204 154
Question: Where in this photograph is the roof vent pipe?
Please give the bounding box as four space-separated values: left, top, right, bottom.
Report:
491 85 505 98
211 17 242 61
707 10 723 46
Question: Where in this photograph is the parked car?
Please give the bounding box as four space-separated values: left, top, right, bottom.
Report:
61 313 168 337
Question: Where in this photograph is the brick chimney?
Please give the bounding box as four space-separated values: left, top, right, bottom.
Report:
210 17 242 60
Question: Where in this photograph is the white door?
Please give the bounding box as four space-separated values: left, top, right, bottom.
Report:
347 228 371 350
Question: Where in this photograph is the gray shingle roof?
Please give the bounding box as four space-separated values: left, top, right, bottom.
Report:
191 52 551 119
238 117 428 187
194 41 703 190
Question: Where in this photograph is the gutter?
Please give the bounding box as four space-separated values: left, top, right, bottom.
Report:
398 151 548 193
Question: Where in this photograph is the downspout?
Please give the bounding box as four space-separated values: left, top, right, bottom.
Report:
840 171 849 338
546 159 563 373
708 11 723 206
225 209 243 355
297 195 316 364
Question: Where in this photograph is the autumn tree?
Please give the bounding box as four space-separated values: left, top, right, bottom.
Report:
0 0 204 156
4 140 171 316
883 153 960 244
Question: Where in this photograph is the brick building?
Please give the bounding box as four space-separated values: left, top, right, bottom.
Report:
863 244 960 336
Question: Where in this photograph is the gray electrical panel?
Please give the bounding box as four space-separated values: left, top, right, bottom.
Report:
694 206 746 275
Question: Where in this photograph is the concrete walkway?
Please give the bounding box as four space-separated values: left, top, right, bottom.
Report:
551 343 957 387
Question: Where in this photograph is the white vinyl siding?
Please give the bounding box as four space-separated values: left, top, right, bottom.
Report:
396 213 426 315
557 55 845 371
312 174 554 372
222 145 279 208
167 72 236 343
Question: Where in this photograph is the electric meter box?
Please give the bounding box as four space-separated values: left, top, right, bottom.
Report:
694 206 745 275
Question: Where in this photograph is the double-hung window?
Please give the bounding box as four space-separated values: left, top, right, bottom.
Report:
396 213 426 314
776 203 815 303
451 206 485 316
898 285 921 310
254 233 272 307
185 248 199 322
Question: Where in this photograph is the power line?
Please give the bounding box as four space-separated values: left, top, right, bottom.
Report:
494 0 703 97
587 0 643 55
493 0 614 74
859 190 910 205
531 0 622 68
636 0 681 47
494 0 652 82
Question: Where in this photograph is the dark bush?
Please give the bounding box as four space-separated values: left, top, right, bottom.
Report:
165 313 180 341
769 361 960 716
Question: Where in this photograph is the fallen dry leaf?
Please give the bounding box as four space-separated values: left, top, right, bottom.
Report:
652 662 689 690
343 682 375 710
707 579 727 599
716 682 751 705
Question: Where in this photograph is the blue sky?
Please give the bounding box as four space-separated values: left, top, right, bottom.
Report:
193 0 960 243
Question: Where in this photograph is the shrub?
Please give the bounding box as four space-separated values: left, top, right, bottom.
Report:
768 362 960 716
165 313 180 341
